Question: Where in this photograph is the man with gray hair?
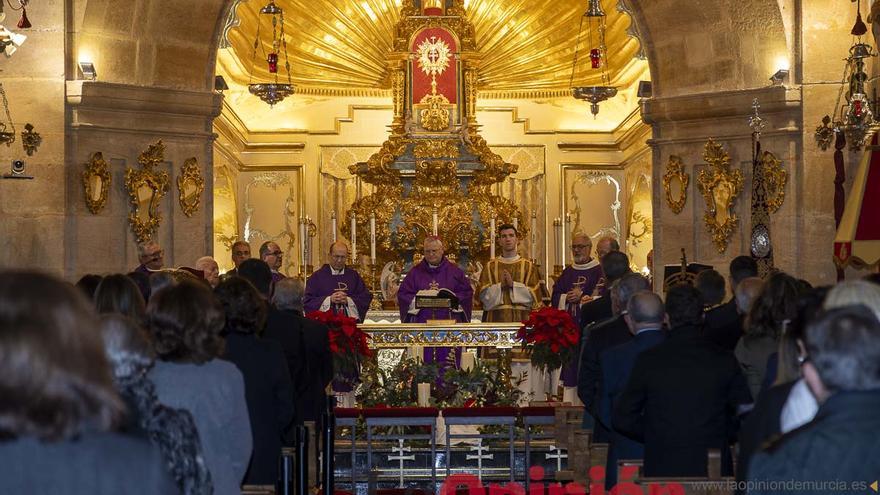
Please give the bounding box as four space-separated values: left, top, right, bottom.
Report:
598 290 667 489
748 305 880 490
194 256 220 288
577 272 650 444
263 277 332 424
134 239 164 275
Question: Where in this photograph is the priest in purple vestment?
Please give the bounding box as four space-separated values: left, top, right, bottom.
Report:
551 233 603 390
397 237 474 366
303 241 373 323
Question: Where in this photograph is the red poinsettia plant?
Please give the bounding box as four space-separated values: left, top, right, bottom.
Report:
517 306 580 372
306 310 372 382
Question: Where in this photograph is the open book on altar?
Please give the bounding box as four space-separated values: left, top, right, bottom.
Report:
415 288 460 310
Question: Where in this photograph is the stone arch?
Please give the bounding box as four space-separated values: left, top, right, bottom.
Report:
74 0 236 91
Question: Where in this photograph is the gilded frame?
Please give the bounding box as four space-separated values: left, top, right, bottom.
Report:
760 151 787 213
177 157 204 218
663 155 688 214
697 139 743 253
82 152 111 214
125 140 170 243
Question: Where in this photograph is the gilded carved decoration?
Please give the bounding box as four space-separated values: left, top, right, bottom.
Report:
125 141 170 244
760 151 787 213
413 139 459 158
663 155 689 214
697 140 744 253
82 152 111 215
243 172 299 275
418 91 452 131
177 158 204 218
566 169 623 241
361 322 521 348
225 0 645 93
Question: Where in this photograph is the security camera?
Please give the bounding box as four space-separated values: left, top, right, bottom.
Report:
2 158 32 179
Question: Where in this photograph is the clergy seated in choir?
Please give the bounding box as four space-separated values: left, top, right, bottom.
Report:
478 224 542 323
303 241 372 322
551 232 603 400
397 236 474 365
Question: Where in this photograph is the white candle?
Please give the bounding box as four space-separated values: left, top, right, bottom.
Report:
370 213 377 264
299 217 306 268
553 218 561 266
564 214 572 266
305 216 311 267
531 212 538 261
432 208 438 236
417 383 431 407
331 210 337 243
350 213 357 263
513 217 518 230
409 345 423 362
460 351 476 372
490 217 496 259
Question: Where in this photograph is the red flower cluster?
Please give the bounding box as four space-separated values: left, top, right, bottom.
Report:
306 310 372 381
517 307 580 372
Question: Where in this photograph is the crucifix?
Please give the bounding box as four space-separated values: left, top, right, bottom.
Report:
466 439 494 482
545 445 568 472
387 438 416 487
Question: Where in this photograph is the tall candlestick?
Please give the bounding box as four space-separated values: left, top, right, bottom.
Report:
331 210 337 243
432 208 438 236
305 216 312 268
350 213 357 264
370 213 377 264
490 217 496 259
299 217 306 269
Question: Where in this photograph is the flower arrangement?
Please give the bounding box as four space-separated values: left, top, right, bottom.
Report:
517 306 580 372
306 310 372 383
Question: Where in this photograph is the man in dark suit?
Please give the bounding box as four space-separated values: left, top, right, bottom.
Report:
269 277 333 425
704 256 758 351
613 284 752 477
577 271 649 442
579 250 631 328
749 305 880 493
598 290 667 489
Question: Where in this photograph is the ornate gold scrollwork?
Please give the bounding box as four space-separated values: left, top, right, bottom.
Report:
360 322 521 349
177 157 204 218
413 139 459 158
697 139 743 253
760 151 787 213
418 91 451 131
663 155 689 214
125 140 170 243
82 152 111 215
627 211 653 247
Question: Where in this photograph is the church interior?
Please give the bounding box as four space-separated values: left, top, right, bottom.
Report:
2 0 880 494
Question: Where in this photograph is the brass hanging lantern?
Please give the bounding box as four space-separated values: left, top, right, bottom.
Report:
570 0 617 118
247 0 294 107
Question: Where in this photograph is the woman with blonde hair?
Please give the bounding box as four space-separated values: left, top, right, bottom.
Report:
822 279 880 320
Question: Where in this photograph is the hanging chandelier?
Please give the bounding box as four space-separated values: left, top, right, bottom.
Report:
570 0 617 118
248 0 294 107
815 0 877 150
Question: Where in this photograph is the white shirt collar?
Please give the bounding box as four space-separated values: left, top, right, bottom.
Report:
499 254 521 262
330 266 345 275
571 258 600 270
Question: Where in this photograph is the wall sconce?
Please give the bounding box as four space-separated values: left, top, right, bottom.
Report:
0 25 25 58
78 61 97 80
214 75 229 93
21 123 40 156
769 69 789 85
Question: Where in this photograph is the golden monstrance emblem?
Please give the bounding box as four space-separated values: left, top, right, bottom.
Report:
417 36 451 77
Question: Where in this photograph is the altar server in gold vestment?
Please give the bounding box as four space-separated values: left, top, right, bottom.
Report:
478 224 542 322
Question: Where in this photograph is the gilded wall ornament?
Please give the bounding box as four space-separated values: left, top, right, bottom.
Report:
177 157 204 218
663 155 689 214
413 139 459 158
125 140 170 243
82 152 111 215
418 91 451 131
760 151 787 213
697 139 743 253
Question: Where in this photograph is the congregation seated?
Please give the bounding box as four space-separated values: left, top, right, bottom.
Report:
215 276 295 486
100 314 213 494
0 270 177 494
146 279 253 495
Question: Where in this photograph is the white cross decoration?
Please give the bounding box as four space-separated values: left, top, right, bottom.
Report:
466 439 494 482
545 444 568 472
387 438 416 487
